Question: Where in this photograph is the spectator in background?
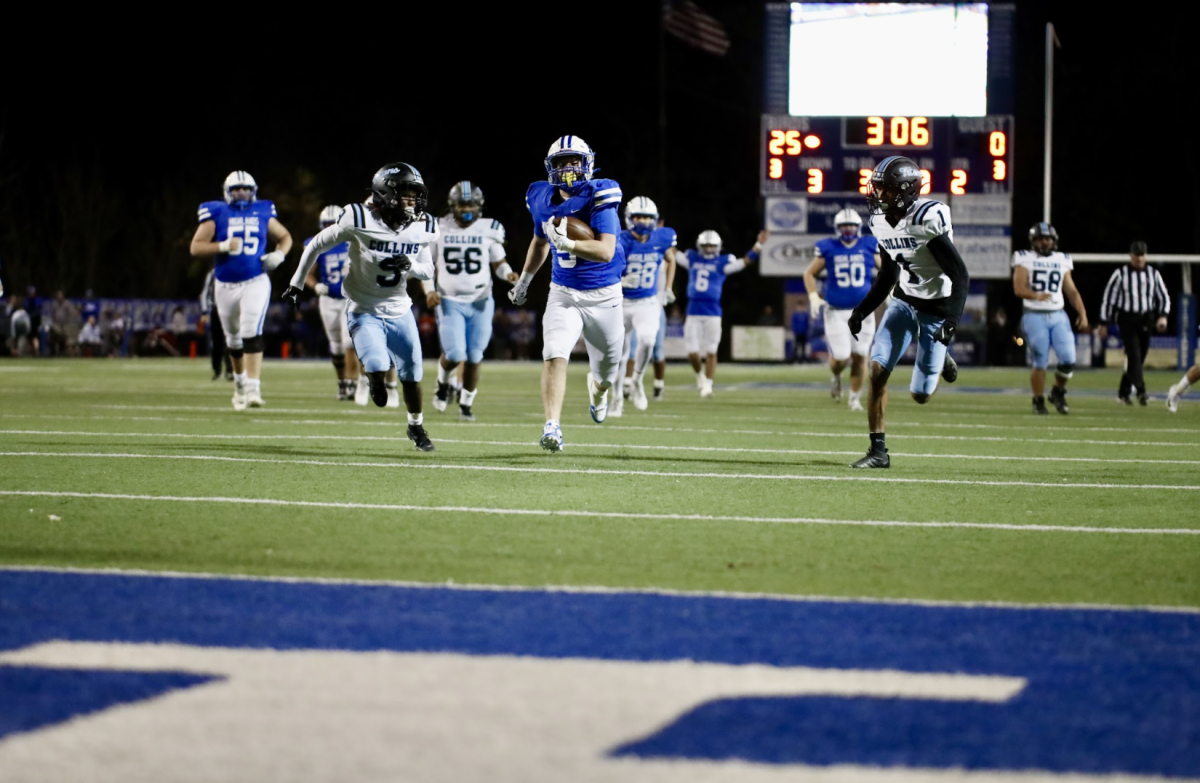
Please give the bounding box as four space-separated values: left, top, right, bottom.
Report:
511 310 536 360
757 304 781 327
1098 240 1170 405
791 306 810 363
491 309 513 360
81 290 100 326
46 290 81 357
102 309 125 357
79 315 103 356
200 269 233 381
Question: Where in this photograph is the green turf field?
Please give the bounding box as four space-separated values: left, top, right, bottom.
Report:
1 358 1197 608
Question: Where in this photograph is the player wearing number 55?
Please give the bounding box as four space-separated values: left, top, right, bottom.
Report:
1012 223 1088 416
190 171 293 411
283 163 438 451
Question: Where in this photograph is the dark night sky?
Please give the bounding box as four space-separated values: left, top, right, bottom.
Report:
0 2 1192 319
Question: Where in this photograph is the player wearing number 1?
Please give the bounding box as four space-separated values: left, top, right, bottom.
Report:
1012 223 1087 415
848 156 969 469
190 171 293 411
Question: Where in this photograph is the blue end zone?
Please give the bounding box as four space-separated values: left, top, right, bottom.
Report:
0 570 1197 777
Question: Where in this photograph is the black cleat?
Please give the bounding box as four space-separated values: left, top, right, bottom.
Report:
211 370 222 381
1049 386 1069 414
941 354 958 384
1138 391 1149 407
652 385 665 401
1118 394 1133 406
1032 395 1049 415
850 449 890 469
433 382 451 412
459 404 476 422
369 375 388 408
224 370 234 382
407 423 435 451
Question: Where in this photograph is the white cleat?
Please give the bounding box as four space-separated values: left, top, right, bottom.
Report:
830 374 843 402
848 397 864 412
623 379 633 400
540 421 564 452
609 392 624 418
631 376 648 411
587 372 608 423
246 392 265 408
1166 383 1182 413
699 380 714 398
386 387 401 408
231 388 248 411
354 378 370 406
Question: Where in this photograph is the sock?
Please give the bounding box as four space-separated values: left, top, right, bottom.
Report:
460 388 477 406
1178 376 1192 392
848 390 860 403
623 377 633 389
385 381 398 390
234 371 247 386
696 370 704 382
437 364 449 384
245 378 260 393
545 418 559 430
869 432 886 452
654 379 665 390
408 412 423 425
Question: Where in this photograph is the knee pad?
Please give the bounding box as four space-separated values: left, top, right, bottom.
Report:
1056 363 1074 379
227 347 245 360
911 392 930 405
331 354 345 370
445 348 467 364
242 335 264 353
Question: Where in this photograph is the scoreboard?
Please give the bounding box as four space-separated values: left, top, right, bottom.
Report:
758 114 1015 279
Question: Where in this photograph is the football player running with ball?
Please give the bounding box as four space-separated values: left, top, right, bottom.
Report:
304 205 360 401
190 171 293 411
848 156 969 469
509 136 626 452
423 181 517 421
284 163 438 451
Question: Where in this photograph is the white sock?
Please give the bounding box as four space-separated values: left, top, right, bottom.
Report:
1178 376 1191 392
545 418 559 429
408 412 423 425
385 381 398 390
245 378 260 393
848 390 860 403
460 388 477 406
437 364 450 384
234 371 247 386
654 379 665 390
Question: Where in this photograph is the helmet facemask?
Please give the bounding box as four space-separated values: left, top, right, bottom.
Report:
629 214 656 237
452 200 481 228
548 154 587 191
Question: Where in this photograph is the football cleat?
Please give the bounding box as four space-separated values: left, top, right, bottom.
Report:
1137 391 1149 407
433 381 451 412
850 449 890 469
354 377 370 406
623 378 633 400
653 383 665 401
224 370 234 382
247 391 265 408
609 392 624 418
386 387 401 408
407 423 435 452
231 387 248 411
848 396 864 412
211 370 222 382
587 372 608 423
1166 383 1182 413
941 354 958 384
1049 385 1069 414
459 404 476 422
540 421 564 452
1118 394 1133 406
1032 395 1049 415
631 377 648 411
699 379 714 398
368 375 388 408
337 381 351 401
830 374 842 402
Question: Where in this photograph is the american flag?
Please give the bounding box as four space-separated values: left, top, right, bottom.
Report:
662 1 731 57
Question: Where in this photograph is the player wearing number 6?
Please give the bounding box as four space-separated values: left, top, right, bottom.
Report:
1013 222 1087 415
190 171 293 411
848 156 969 469
803 209 880 412
423 181 515 421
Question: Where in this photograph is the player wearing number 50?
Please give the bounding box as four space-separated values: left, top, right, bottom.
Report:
803 209 880 412
424 181 515 421
848 156 968 469
1012 223 1087 415
283 163 438 451
190 171 293 411
304 205 360 402
510 136 626 453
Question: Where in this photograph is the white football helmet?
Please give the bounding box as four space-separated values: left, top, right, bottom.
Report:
833 208 862 241
624 196 659 231
696 230 723 258
319 205 340 228
223 170 257 205
544 135 595 192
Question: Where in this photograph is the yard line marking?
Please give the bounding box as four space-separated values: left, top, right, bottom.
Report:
2 430 1197 466
2 450 1197 491
3 490 1196 536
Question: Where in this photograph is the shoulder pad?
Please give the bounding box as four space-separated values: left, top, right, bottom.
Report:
197 201 223 224
257 200 277 218
1062 253 1072 261
340 203 367 229
488 218 506 241
591 179 622 208
422 214 438 236
526 180 550 203
661 227 678 246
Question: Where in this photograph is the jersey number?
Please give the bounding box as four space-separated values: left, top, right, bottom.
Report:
224 225 259 256
894 253 920 285
376 255 408 287
694 268 711 292
1031 269 1062 293
834 258 866 288
444 247 483 275
627 261 657 289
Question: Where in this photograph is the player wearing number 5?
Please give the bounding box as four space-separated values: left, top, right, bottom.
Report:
848 156 968 469
424 181 515 421
190 171 293 411
1013 223 1087 415
803 209 880 412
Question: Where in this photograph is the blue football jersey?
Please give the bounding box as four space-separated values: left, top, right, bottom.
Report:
198 200 278 283
618 227 677 300
526 178 625 290
304 236 351 299
814 235 879 309
682 249 744 317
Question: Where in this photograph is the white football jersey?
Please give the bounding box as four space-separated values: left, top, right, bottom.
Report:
868 198 955 301
291 202 436 319
434 216 507 303
1013 250 1073 312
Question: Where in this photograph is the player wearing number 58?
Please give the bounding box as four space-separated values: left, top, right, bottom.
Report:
190 171 293 411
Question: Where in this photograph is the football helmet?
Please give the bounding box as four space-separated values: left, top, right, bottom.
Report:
318 205 340 229
544 135 595 193
223 170 258 206
448 180 485 226
624 196 659 234
866 156 922 215
371 162 428 226
1029 222 1058 255
697 230 723 259
834 208 863 242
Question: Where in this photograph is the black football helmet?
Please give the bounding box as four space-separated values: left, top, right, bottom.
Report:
1028 222 1058 255
448 180 485 227
371 162 428 226
866 156 923 216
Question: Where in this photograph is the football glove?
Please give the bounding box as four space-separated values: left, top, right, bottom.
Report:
281 285 303 312
621 271 641 288
932 317 957 345
261 250 286 271
509 280 530 306
314 283 330 297
664 289 676 305
809 292 825 317
848 309 864 341
543 219 576 253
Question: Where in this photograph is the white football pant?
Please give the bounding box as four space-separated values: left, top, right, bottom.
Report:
542 282 624 388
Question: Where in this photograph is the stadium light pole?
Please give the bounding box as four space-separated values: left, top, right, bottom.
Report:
1044 23 1061 224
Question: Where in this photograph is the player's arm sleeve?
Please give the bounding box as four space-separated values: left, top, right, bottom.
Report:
927 233 969 321
197 202 217 225
723 255 747 275
488 221 507 262
675 251 689 269
289 222 346 290
408 244 434 281
851 248 898 318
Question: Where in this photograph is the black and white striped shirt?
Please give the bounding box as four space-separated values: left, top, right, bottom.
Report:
1100 265 1170 323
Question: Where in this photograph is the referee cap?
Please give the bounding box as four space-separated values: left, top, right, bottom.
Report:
1130 240 1148 255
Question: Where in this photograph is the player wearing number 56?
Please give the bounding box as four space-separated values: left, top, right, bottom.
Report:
190 170 293 411
1012 223 1088 416
284 162 438 451
847 156 969 469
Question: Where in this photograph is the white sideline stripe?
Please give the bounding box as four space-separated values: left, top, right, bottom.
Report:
5 564 1199 614
2 430 1197 466
2 451 1198 491
3 490 1197 536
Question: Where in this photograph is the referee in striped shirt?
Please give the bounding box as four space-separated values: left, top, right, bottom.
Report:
1098 240 1170 405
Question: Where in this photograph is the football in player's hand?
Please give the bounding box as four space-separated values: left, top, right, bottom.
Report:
552 216 594 242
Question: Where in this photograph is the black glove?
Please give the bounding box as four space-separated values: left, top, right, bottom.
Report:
281 285 303 312
932 317 957 345
848 309 864 341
